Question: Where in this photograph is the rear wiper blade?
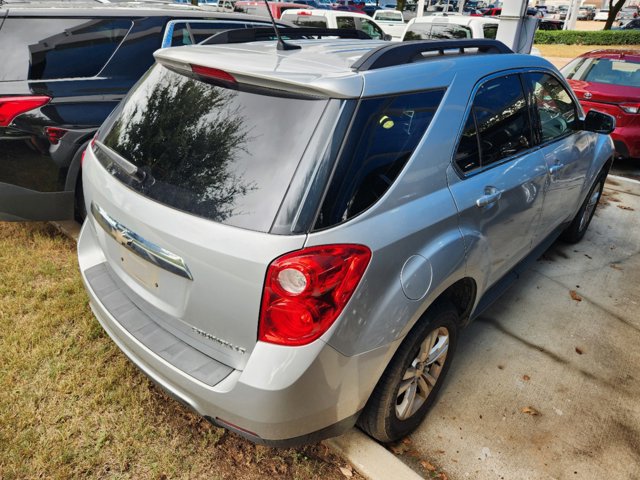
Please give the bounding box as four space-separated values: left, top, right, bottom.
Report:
93 140 146 183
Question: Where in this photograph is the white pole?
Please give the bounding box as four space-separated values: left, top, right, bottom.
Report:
495 0 532 53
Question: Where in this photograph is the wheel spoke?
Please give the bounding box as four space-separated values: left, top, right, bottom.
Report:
423 371 437 387
402 366 417 381
417 374 431 396
398 378 413 395
426 334 449 365
396 381 417 420
418 330 437 363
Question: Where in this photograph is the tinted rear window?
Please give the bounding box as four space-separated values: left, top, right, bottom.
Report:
97 65 329 232
0 18 132 81
315 89 445 230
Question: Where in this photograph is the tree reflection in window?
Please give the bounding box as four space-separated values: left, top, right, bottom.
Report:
103 70 254 223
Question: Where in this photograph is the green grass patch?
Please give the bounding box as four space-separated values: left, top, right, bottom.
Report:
534 30 640 45
0 222 355 479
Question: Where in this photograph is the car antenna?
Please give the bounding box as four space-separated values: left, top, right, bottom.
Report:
261 0 301 50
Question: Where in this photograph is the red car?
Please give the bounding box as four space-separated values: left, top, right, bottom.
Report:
234 1 310 18
562 50 640 159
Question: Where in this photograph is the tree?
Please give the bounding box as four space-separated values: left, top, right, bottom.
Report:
603 0 627 30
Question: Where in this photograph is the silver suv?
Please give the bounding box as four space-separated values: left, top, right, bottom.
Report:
78 37 615 445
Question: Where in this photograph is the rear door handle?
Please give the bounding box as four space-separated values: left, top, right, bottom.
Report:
476 186 503 208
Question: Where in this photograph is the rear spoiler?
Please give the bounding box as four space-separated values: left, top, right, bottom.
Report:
200 27 372 45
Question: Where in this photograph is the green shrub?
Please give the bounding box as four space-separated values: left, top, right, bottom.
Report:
534 30 640 45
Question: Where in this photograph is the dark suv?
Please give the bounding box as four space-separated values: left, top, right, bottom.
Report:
0 2 287 221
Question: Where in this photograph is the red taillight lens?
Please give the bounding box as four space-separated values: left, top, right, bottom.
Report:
190 65 237 85
0 96 51 127
620 103 640 114
44 126 67 145
259 244 371 346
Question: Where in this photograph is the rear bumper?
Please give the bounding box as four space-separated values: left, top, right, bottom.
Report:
78 220 390 445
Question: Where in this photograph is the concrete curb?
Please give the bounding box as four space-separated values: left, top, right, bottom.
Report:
324 429 423 480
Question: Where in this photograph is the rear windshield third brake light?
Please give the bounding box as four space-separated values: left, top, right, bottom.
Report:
190 65 237 85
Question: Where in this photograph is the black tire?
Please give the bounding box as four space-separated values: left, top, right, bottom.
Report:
357 301 459 443
560 169 607 244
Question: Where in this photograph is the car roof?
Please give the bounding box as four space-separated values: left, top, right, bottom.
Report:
581 49 640 61
1 1 265 18
409 14 499 25
154 39 554 98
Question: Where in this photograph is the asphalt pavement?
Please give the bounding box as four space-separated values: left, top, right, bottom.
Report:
399 176 640 479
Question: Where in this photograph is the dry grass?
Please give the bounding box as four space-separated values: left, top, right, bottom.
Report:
0 222 358 480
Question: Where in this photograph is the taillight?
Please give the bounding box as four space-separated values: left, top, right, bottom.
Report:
0 96 51 127
190 65 237 85
259 244 371 346
620 103 640 114
45 126 67 145
82 137 97 167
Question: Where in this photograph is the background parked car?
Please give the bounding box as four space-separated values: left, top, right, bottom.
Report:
403 15 499 41
562 49 640 160
0 2 290 222
234 1 311 18
371 9 405 40
281 9 390 39
616 17 640 29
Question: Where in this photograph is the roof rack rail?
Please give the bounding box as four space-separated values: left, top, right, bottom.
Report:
351 39 513 72
201 28 371 45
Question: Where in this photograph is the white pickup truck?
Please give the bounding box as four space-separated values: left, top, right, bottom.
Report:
280 10 391 40
371 9 406 40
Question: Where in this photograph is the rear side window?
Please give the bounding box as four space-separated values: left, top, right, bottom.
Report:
98 65 330 232
0 18 132 81
455 74 531 174
336 16 356 29
315 89 445 230
166 21 250 47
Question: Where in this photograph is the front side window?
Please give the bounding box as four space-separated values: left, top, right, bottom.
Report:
315 89 445 229
357 18 384 39
403 23 431 40
455 74 531 173
526 72 577 142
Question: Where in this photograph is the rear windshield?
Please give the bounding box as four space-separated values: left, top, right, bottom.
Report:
97 64 329 232
0 18 132 81
403 23 471 41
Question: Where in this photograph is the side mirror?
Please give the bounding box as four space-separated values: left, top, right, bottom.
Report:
584 110 616 134
383 33 392 41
